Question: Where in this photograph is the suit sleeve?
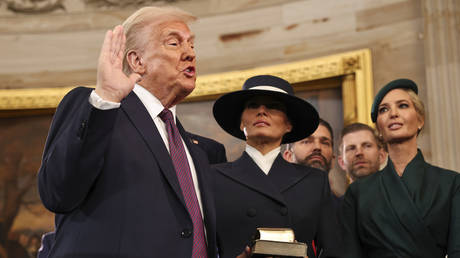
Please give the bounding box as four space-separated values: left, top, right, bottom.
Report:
38 87 119 213
448 174 460 257
340 186 364 258
316 175 344 258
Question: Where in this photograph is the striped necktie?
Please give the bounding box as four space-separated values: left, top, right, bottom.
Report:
159 108 208 258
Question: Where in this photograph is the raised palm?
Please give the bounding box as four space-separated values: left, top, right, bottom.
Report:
95 25 141 102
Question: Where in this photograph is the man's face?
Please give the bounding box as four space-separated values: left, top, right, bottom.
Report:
339 130 384 181
290 124 333 172
137 20 196 106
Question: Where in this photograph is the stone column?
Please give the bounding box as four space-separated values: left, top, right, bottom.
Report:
422 0 460 171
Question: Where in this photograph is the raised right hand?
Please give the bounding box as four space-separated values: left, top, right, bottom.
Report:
95 25 141 102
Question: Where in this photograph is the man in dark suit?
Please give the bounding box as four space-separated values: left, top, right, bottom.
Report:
37 6 217 258
186 132 227 164
37 133 225 258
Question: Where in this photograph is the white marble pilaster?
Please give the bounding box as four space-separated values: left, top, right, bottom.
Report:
422 0 460 171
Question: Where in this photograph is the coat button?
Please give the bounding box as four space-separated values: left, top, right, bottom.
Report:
280 207 288 216
246 208 257 217
180 229 192 238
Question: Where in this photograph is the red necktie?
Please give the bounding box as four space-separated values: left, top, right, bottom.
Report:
159 108 208 258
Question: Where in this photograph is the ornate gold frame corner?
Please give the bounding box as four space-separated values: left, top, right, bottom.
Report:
0 49 373 124
190 48 374 125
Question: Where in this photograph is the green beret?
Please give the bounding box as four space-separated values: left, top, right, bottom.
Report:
371 79 418 123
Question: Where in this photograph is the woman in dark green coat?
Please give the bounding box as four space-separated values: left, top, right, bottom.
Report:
341 79 460 258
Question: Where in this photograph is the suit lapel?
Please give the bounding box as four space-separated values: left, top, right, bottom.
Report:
268 155 312 192
177 122 215 196
121 92 186 207
217 152 286 205
177 119 215 217
177 119 218 256
400 150 439 218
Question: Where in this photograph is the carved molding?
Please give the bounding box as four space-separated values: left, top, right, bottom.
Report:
190 51 362 101
0 49 374 125
0 0 179 14
0 87 72 110
5 0 64 13
84 0 177 8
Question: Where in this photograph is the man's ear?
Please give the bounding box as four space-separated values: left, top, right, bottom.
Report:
126 50 145 74
338 155 347 171
282 149 293 162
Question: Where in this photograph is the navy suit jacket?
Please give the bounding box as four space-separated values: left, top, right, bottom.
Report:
38 87 217 258
213 152 343 258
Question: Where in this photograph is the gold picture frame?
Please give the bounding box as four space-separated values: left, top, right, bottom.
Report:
0 49 373 125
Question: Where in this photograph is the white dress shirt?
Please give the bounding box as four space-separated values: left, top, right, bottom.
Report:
89 84 204 217
245 144 281 175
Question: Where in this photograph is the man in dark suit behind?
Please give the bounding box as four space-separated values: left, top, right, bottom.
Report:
37 6 217 258
186 132 227 164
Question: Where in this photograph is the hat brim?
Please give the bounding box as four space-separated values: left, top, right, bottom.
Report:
213 89 319 144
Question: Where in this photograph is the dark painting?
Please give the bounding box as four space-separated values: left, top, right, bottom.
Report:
0 115 54 258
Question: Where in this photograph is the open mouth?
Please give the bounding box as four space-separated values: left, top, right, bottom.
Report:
183 66 195 77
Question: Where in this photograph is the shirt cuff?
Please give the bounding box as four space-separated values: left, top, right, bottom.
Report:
89 90 121 110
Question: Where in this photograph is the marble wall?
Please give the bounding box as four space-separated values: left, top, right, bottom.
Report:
1 0 440 158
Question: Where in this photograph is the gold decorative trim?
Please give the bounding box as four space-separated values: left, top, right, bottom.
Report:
0 49 373 124
0 87 74 110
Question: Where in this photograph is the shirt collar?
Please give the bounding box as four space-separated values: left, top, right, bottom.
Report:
245 144 281 175
133 83 177 122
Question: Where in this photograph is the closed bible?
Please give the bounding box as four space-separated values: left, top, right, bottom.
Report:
250 228 307 258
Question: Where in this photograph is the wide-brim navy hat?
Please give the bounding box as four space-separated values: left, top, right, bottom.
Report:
371 78 418 123
213 75 319 144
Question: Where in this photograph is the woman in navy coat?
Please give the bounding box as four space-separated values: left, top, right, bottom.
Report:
212 75 342 258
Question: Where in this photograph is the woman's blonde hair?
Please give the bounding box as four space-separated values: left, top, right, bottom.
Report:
121 6 196 74
404 88 425 134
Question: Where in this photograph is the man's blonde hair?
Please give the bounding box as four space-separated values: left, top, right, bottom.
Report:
121 6 196 74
